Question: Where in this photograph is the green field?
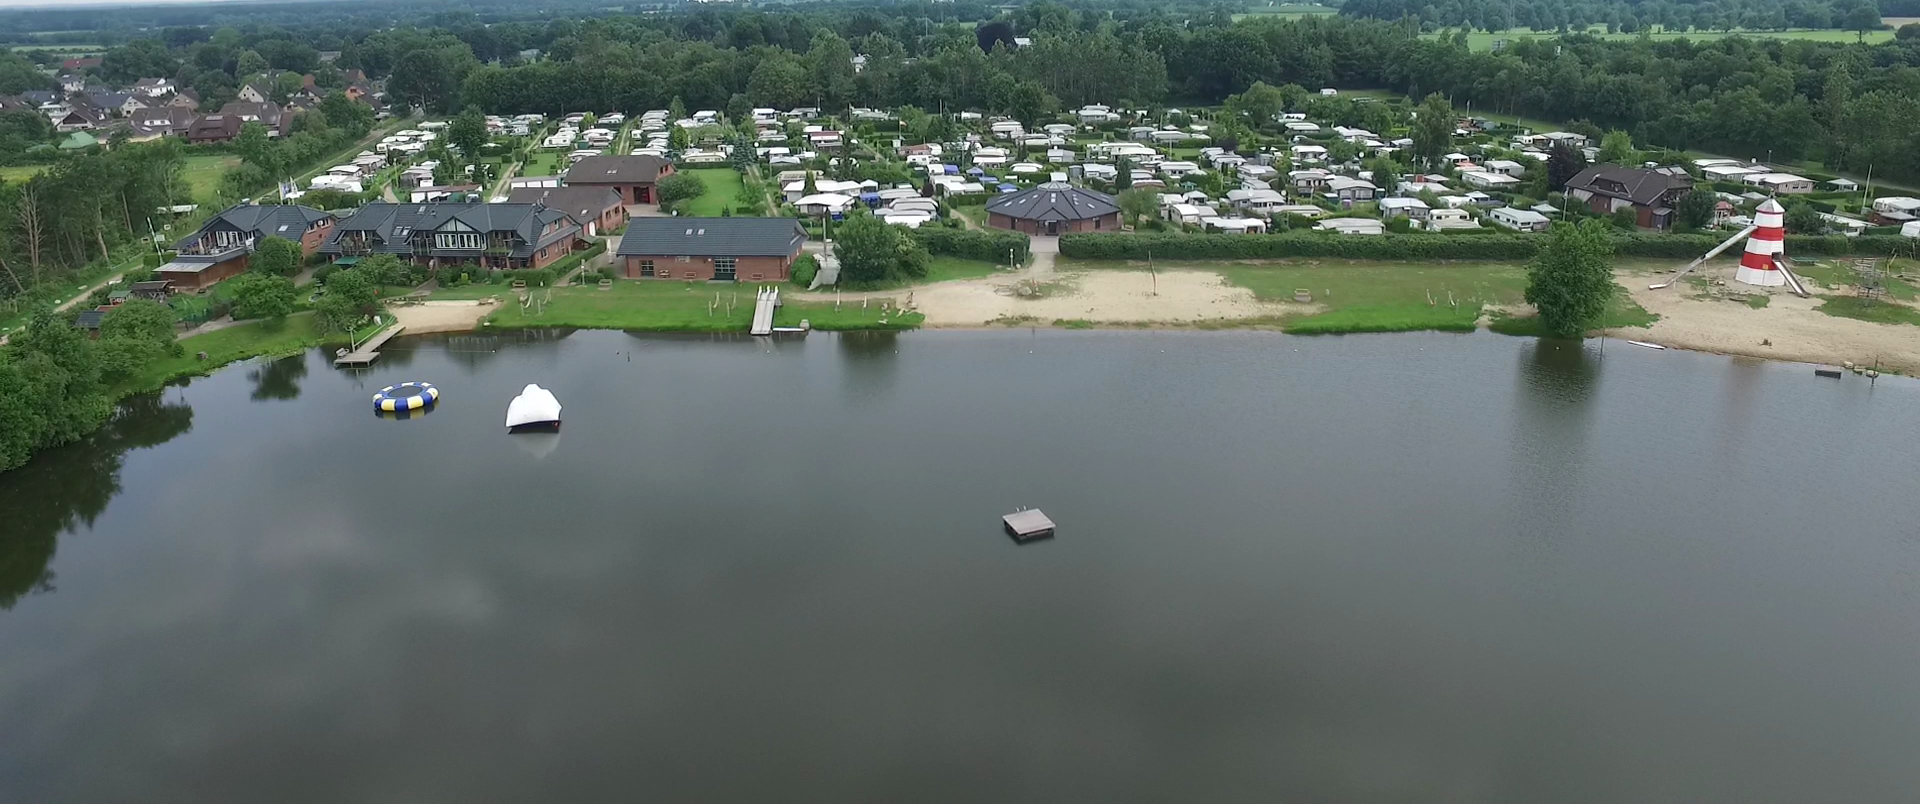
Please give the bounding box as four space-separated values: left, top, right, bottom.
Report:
125 312 338 391
182 154 240 203
1059 258 1658 334
0 165 45 182
842 255 1001 291
1814 295 1920 326
522 150 567 177
467 280 920 332
1423 26 1895 50
678 168 747 216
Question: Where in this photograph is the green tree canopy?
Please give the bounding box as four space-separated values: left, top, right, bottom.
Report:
228 272 297 320
832 211 928 287
1525 219 1618 338
249 236 301 277
448 105 489 156
1410 93 1454 172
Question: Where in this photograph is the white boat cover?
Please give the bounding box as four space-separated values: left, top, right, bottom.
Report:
505 384 562 429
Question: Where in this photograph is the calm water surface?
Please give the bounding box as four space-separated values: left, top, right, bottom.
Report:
2 329 1918 803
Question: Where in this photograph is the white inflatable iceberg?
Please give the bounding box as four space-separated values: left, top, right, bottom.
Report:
505 384 562 431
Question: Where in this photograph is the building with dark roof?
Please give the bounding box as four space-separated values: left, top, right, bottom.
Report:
319 202 586 271
507 185 628 237
615 217 807 282
1565 165 1693 229
563 155 676 205
985 182 1121 235
162 203 337 291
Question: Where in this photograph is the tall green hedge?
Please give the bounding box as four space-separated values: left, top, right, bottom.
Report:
1055 232 1911 261
911 226 1030 264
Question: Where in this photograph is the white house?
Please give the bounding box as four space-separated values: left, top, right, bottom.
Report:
1461 170 1520 190
1046 147 1076 164
1490 207 1551 232
1483 159 1526 177
1870 196 1920 218
1745 173 1815 194
1226 188 1288 212
1817 212 1869 236
1291 144 1328 163
1317 218 1385 235
1323 177 1379 202
1284 121 1321 134
794 193 858 217
1158 161 1202 178
1425 208 1480 232
1206 217 1268 234
1902 220 1920 238
1378 197 1431 219
1167 203 1219 225
1701 164 1760 182
1077 105 1117 124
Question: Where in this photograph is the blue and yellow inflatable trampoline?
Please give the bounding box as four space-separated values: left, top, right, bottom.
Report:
373 382 440 412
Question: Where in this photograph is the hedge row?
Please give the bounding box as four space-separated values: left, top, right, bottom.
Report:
912 226 1030 264
1056 232 1912 261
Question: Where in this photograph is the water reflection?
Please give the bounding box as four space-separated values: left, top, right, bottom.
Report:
1510 338 1601 540
837 330 900 398
247 354 308 401
0 393 193 609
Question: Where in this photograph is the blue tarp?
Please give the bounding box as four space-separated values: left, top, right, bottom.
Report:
966 167 985 175
944 165 959 175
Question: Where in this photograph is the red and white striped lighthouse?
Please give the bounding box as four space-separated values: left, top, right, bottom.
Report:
1734 198 1787 287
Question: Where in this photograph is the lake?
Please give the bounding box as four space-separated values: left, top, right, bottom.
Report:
3 329 1918 803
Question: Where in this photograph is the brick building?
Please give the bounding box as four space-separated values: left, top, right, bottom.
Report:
616 217 807 282
563 155 676 205
159 204 336 291
985 182 1121 235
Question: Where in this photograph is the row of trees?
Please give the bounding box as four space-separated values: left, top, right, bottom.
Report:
1341 0 1889 37
0 143 186 305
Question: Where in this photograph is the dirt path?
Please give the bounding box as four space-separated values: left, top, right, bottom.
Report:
0 256 145 346
1609 263 1920 373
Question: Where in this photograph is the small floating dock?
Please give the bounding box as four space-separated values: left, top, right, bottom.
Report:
1002 509 1056 542
334 324 405 367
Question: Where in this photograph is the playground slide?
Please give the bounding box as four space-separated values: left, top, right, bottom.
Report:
1649 225 1757 290
1772 256 1811 297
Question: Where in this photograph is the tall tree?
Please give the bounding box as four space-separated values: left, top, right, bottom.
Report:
249 236 301 277
448 105 489 156
1598 130 1636 165
1525 219 1617 338
1410 93 1454 172
1546 141 1588 192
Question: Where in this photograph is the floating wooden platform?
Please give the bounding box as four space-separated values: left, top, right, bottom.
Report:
1002 509 1055 542
334 324 405 367
1815 368 1844 379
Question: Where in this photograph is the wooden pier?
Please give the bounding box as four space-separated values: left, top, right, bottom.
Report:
1002 509 1056 542
333 324 405 367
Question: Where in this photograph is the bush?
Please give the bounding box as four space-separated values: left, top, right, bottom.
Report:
909 226 1030 264
541 239 608 282
790 253 818 287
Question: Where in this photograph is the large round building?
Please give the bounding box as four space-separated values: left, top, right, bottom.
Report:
985 182 1122 235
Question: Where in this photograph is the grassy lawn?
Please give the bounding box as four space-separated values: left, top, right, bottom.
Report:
1791 259 1919 301
1422 27 1894 50
1815 296 1920 327
124 312 341 391
0 165 46 182
477 280 920 332
182 154 240 203
1060 257 1659 335
841 256 1001 291
679 168 748 217
522 151 567 177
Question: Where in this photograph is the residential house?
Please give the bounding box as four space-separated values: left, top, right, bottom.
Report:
162 204 336 291
562 155 676 205
1483 159 1526 177
1424 208 1480 232
1867 196 1920 225
186 114 244 144
86 91 143 117
1323 177 1379 202
165 89 200 109
218 101 293 136
507 186 629 238
615 217 807 281
1316 218 1385 235
1290 169 1332 194
1564 165 1694 229
1490 207 1551 232
128 106 197 140
237 82 272 104
1166 203 1220 226
1743 173 1814 194
1226 188 1288 213
1461 170 1520 190
319 202 586 270
1378 197 1431 220
51 105 105 133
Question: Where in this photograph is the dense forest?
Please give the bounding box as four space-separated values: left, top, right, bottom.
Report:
1339 0 1910 33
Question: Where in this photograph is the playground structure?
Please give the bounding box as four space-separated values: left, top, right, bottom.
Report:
1650 198 1807 297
